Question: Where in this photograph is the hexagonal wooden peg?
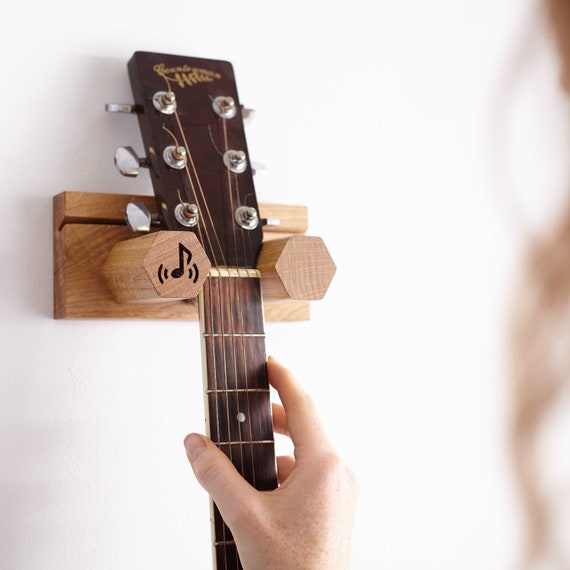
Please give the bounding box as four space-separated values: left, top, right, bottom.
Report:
256 235 336 300
102 231 211 303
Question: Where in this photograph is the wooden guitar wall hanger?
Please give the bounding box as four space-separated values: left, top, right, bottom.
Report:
53 51 335 569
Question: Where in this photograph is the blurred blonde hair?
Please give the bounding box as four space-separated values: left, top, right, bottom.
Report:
507 3 570 566
508 201 570 565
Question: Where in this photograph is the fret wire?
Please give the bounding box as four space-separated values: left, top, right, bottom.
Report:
206 383 273 445
217 439 274 445
203 332 265 338
206 388 270 393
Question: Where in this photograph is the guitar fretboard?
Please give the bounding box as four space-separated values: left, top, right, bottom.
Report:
199 272 278 569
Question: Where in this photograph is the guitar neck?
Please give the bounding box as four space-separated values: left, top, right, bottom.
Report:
199 269 278 569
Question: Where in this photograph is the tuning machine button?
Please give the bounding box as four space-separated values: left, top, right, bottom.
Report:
125 202 160 232
241 106 255 125
114 146 149 177
105 103 137 113
251 161 267 176
261 217 280 227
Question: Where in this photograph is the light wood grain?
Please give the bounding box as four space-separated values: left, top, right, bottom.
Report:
257 235 337 300
53 191 313 320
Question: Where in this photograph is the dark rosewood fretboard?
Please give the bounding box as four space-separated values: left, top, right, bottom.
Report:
199 270 278 569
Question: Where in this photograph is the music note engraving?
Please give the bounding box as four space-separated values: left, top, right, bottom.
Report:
157 242 200 284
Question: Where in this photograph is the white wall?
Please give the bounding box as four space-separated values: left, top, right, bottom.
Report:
1 0 567 568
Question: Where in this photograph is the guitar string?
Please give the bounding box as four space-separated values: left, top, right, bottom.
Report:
159 76 232 567
196 103 257 555
219 114 256 492
160 76 229 269
208 112 242 570
215 103 247 570
159 123 230 509
159 72 270 568
179 94 250 570
161 125 225 267
166 109 232 489
220 116 263 490
214 97 272 569
166 101 232 506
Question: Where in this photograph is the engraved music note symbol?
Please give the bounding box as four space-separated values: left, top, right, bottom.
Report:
157 242 201 284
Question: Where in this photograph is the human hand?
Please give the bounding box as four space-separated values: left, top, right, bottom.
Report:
184 356 359 570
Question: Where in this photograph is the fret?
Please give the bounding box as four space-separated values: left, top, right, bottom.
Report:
215 439 274 445
207 390 273 443
216 441 277 490
202 274 265 335
203 334 268 391
214 540 236 547
213 546 240 569
202 332 266 338
206 388 270 393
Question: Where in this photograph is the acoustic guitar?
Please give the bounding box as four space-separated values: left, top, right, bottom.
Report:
119 50 278 569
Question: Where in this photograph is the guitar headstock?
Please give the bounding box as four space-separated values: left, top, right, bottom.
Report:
116 51 263 268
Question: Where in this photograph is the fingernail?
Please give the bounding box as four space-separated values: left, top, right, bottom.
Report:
184 433 207 461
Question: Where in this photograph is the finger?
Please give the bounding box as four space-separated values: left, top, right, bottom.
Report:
271 403 288 436
184 433 255 527
276 455 296 484
267 356 330 455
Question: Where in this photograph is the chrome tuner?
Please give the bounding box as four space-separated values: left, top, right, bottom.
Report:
105 103 137 113
235 206 259 230
125 202 153 232
212 96 236 119
163 146 188 170
251 161 267 176
261 217 280 227
152 91 176 115
241 106 255 125
223 150 247 174
175 203 199 228
114 146 149 177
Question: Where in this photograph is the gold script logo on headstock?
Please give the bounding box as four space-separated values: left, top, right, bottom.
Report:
153 63 222 88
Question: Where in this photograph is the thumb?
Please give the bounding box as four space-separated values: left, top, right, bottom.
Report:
183 433 254 525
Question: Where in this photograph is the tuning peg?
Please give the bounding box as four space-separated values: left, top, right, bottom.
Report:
105 103 137 114
125 202 152 232
251 161 267 176
125 202 160 232
114 146 149 177
240 106 255 125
